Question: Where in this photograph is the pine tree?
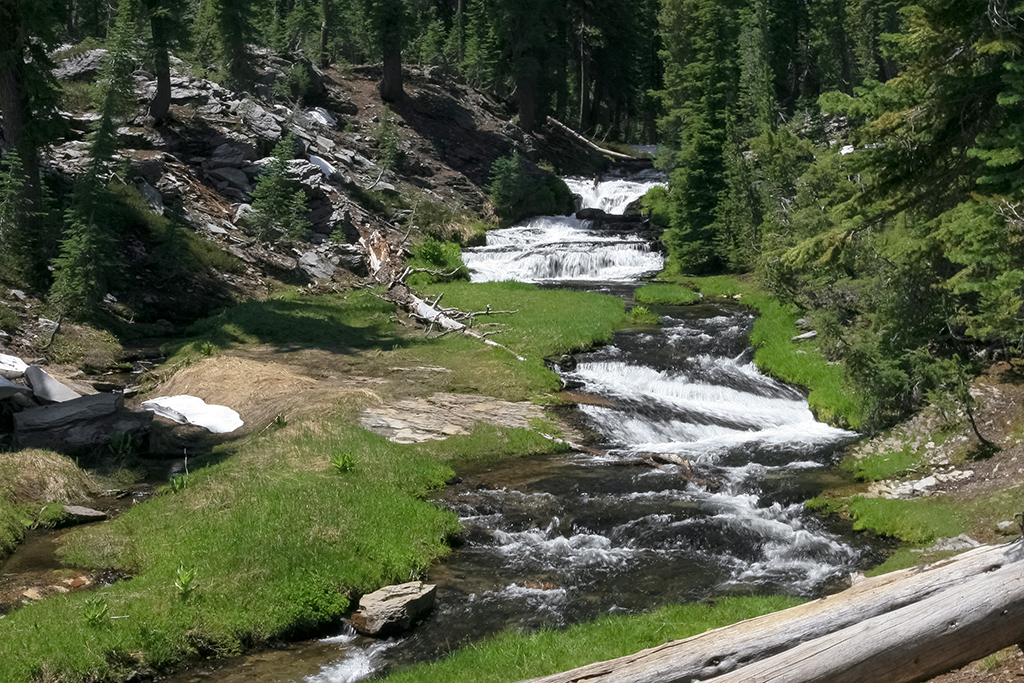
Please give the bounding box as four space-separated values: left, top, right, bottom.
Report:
249 134 312 242
364 0 405 101
0 0 67 281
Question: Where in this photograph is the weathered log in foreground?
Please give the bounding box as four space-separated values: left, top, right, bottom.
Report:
518 540 1024 683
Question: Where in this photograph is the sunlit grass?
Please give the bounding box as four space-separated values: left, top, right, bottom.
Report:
634 283 700 305
381 596 804 683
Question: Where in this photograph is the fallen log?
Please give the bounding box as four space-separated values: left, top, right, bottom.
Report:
517 540 1024 683
544 118 635 161
361 229 527 361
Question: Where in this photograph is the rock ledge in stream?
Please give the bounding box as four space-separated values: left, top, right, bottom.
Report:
350 581 437 636
360 392 547 444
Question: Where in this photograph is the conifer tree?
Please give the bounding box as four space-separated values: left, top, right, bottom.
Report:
365 0 405 101
0 0 66 281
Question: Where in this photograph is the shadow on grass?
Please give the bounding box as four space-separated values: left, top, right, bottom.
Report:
968 441 1002 461
165 292 413 358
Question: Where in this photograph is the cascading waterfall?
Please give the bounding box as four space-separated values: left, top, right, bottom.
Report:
196 170 866 683
463 173 666 283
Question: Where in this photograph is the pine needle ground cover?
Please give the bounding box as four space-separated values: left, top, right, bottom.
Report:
0 285 623 683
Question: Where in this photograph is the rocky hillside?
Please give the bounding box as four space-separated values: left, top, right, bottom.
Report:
2 50 607 350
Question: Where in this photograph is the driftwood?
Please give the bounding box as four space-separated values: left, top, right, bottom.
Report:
361 229 527 360
518 540 1024 683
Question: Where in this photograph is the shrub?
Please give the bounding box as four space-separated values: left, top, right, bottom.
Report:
375 106 404 172
407 237 470 286
249 134 312 243
489 152 574 225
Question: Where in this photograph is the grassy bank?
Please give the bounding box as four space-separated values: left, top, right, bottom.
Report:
0 284 625 683
381 596 803 683
658 275 862 429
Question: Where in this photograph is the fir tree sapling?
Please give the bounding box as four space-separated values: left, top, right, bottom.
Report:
249 134 312 242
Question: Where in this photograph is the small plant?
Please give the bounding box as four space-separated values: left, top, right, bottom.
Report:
630 305 659 324
374 106 404 172
329 451 355 474
168 473 192 493
175 563 197 602
84 596 109 627
198 340 216 357
106 432 135 459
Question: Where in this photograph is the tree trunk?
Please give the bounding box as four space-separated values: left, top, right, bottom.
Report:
0 39 42 223
319 0 330 67
518 541 1024 683
518 74 537 134
380 41 403 101
579 35 590 132
149 12 172 123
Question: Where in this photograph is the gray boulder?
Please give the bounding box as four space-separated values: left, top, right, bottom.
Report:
298 251 336 281
0 354 28 379
54 49 107 81
0 376 31 400
25 366 81 403
13 392 152 454
209 167 253 193
350 581 436 636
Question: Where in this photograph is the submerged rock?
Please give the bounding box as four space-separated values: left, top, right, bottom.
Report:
350 581 437 636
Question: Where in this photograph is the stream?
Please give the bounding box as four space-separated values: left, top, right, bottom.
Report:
159 169 867 683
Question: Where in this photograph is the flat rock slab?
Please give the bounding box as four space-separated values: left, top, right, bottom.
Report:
360 392 547 444
63 505 108 523
0 354 28 379
142 395 244 433
350 581 437 636
25 366 82 403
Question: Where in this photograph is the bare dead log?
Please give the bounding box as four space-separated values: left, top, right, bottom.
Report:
517 540 1024 683
361 229 527 361
545 118 635 161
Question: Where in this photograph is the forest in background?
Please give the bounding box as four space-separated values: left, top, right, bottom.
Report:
1 0 1023 432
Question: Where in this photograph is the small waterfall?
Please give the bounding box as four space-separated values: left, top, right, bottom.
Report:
464 173 666 283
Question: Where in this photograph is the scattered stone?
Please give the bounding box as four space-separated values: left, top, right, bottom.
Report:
925 534 981 552
53 49 107 81
22 588 42 601
141 395 244 433
63 505 108 523
791 331 818 342
350 581 437 636
9 289 26 300
0 376 32 399
0 354 28 379
25 366 82 403
996 520 1020 535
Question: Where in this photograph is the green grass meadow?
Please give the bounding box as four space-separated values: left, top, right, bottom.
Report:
0 283 624 683
381 596 803 683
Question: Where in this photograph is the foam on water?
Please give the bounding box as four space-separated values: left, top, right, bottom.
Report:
305 631 398 683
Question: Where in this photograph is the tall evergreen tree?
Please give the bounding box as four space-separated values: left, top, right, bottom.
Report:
365 0 405 101
0 0 66 283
